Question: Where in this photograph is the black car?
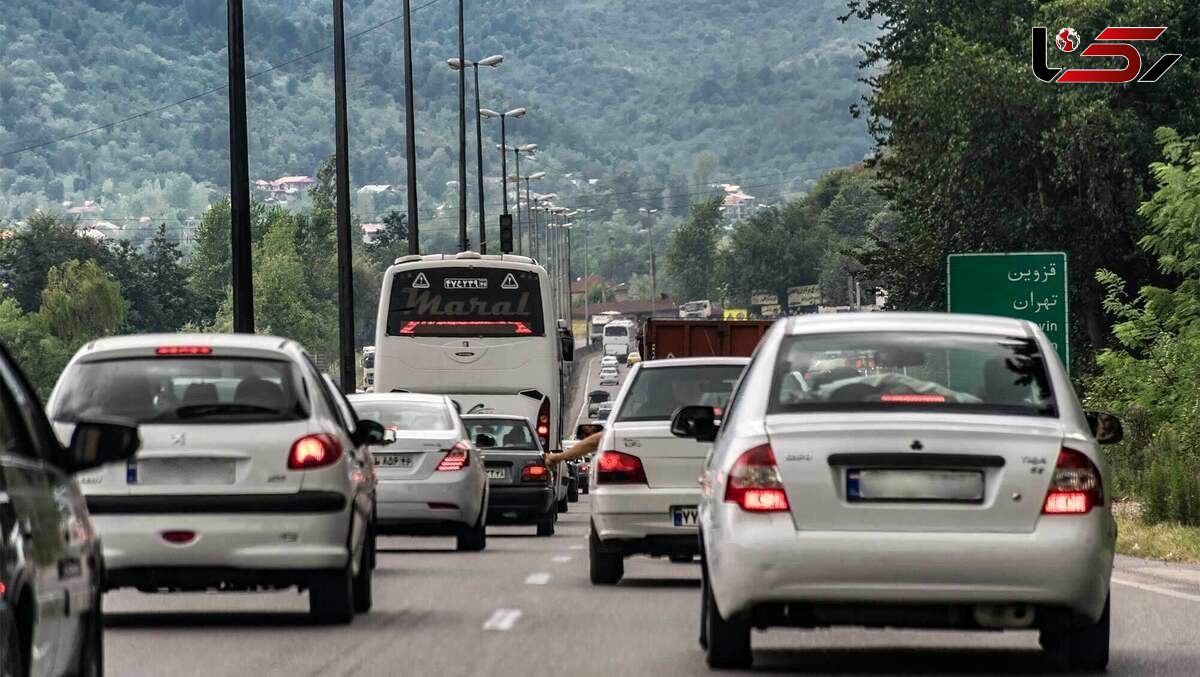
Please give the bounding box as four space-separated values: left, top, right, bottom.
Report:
0 342 140 675
461 415 558 536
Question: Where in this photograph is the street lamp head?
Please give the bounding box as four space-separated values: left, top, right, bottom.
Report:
528 171 546 180
518 143 538 152
446 58 465 70
478 54 504 67
479 108 500 118
506 107 528 118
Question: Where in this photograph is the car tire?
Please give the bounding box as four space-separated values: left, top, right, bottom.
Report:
557 492 569 513
703 567 752 669
589 526 624 585
568 479 579 503
1040 595 1110 672
536 502 556 537
309 562 355 625
352 525 374 614
0 606 23 677
699 559 710 650
75 579 104 677
456 506 488 552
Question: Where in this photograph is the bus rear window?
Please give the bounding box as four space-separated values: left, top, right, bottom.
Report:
387 268 545 337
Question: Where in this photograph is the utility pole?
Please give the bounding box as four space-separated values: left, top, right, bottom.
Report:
226 0 253 332
332 0 355 393
472 64 486 254
456 0 467 251
402 0 419 254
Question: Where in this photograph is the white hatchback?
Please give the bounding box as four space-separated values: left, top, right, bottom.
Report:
47 334 384 624
672 313 1118 670
589 357 749 584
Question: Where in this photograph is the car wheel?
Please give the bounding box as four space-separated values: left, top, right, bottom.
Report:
1040 595 1110 672
588 526 623 585
75 580 104 677
352 524 374 614
568 479 580 503
703 566 752 669
456 506 487 552
0 606 23 677
699 558 710 649
536 502 556 537
557 492 569 513
309 561 355 625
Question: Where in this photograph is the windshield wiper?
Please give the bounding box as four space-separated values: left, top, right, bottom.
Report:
174 403 282 419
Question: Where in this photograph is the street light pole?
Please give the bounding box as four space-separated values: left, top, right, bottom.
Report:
402 0 419 255
450 56 503 255
332 0 355 393
456 0 467 251
640 208 659 316
226 0 253 332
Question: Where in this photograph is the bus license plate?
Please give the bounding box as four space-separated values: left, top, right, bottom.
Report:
672 506 699 527
374 454 413 468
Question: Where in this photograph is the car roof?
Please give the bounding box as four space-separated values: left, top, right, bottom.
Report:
74 333 301 361
787 312 1032 337
347 392 447 405
638 356 751 368
460 414 532 423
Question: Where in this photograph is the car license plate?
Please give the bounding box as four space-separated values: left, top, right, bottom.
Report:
486 468 507 480
672 506 699 527
374 453 413 468
847 469 984 502
136 458 236 485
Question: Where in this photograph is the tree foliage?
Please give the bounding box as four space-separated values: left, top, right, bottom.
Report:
665 198 721 301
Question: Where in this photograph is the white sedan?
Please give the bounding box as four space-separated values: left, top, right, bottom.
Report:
672 313 1118 670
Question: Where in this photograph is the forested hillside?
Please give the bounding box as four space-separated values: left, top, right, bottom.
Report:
1 0 874 231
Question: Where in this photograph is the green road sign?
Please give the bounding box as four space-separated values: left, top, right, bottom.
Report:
947 252 1069 372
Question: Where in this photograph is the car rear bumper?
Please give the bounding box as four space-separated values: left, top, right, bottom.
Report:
376 474 484 530
705 508 1115 624
94 507 352 582
488 485 554 520
591 485 701 549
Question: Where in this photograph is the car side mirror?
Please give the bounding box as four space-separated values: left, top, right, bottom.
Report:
560 333 575 362
65 417 140 474
475 433 497 448
576 423 604 438
352 419 388 446
670 405 719 443
1085 411 1124 445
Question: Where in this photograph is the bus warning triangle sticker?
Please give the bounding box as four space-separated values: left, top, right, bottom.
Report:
412 272 430 289
501 273 519 290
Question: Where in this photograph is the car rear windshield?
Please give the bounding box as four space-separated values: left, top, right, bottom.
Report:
386 267 545 337
769 332 1057 416
351 400 454 431
617 365 745 422
52 357 307 424
463 418 538 450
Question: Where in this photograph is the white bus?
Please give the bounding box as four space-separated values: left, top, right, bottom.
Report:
602 319 636 359
589 311 622 345
374 252 574 451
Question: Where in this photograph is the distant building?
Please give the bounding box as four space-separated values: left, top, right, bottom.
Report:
361 222 384 244
570 273 608 303
254 175 317 203
717 184 756 221
357 184 403 195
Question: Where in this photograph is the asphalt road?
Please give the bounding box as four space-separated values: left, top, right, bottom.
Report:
101 353 1200 675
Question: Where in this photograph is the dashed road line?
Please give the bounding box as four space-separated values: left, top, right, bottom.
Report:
552 555 572 563
1113 576 1200 603
483 608 523 631
525 572 552 585
568 544 584 550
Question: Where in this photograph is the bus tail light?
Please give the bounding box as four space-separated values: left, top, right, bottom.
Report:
436 442 472 472
1042 447 1103 514
596 451 646 485
724 444 790 512
536 398 551 451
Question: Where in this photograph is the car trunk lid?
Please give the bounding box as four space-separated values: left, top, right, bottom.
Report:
610 421 708 489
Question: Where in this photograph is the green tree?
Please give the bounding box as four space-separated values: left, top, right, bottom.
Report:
188 199 231 324
0 212 112 312
665 197 722 302
720 204 831 308
366 210 409 270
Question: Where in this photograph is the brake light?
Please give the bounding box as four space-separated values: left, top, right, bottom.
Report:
398 320 532 335
725 444 790 512
289 434 343 470
880 393 946 403
436 441 471 471
155 345 212 355
596 450 646 485
1042 447 1103 514
521 463 550 481
536 398 551 451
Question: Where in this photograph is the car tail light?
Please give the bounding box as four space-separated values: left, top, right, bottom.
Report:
521 464 550 481
724 444 790 512
1042 447 1103 514
436 441 471 472
289 434 343 470
155 345 212 355
880 393 946 403
536 398 551 451
596 450 646 485
161 530 197 545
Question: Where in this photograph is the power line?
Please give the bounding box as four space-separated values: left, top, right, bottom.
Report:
0 0 449 159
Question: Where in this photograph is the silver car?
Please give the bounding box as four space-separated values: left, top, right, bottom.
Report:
349 393 488 551
673 313 1118 670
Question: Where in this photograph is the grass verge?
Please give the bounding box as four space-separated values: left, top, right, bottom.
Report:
1115 509 1200 564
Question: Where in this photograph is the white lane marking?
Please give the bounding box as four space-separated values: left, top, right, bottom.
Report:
573 354 596 429
1112 576 1200 603
525 572 552 585
483 608 523 631
568 544 584 550
552 555 572 563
